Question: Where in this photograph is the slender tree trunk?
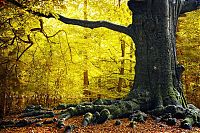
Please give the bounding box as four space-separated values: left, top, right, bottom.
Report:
83 0 89 89
126 0 187 110
117 38 125 92
0 79 6 119
129 42 134 87
0 92 6 119
83 70 89 88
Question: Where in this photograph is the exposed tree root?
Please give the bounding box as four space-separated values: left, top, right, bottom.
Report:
1 99 199 131
55 99 200 130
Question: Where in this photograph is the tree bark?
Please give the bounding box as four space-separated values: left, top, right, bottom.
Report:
125 0 189 110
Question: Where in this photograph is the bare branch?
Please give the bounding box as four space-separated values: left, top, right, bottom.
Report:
5 0 132 36
16 35 33 61
58 15 132 36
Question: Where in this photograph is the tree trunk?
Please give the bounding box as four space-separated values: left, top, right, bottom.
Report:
125 0 187 110
83 70 89 88
83 0 90 98
117 38 125 92
0 79 7 119
129 42 134 87
0 90 6 119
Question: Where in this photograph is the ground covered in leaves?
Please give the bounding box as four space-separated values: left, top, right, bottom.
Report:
1 114 200 133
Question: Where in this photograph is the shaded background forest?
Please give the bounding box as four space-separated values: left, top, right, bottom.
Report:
0 0 199 115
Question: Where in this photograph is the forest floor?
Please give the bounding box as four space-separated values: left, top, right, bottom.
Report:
1 114 200 133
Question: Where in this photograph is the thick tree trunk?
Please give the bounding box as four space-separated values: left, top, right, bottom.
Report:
125 0 187 110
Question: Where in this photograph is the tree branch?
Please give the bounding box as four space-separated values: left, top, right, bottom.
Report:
16 35 33 62
180 0 200 14
58 15 132 36
5 0 132 37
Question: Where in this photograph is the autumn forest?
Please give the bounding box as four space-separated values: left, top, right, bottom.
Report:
0 0 200 132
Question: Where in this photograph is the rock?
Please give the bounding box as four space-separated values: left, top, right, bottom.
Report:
166 118 177 126
114 120 122 126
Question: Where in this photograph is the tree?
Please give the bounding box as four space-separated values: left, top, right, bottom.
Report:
2 0 200 128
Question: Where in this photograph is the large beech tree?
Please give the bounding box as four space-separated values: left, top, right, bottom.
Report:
1 0 200 128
